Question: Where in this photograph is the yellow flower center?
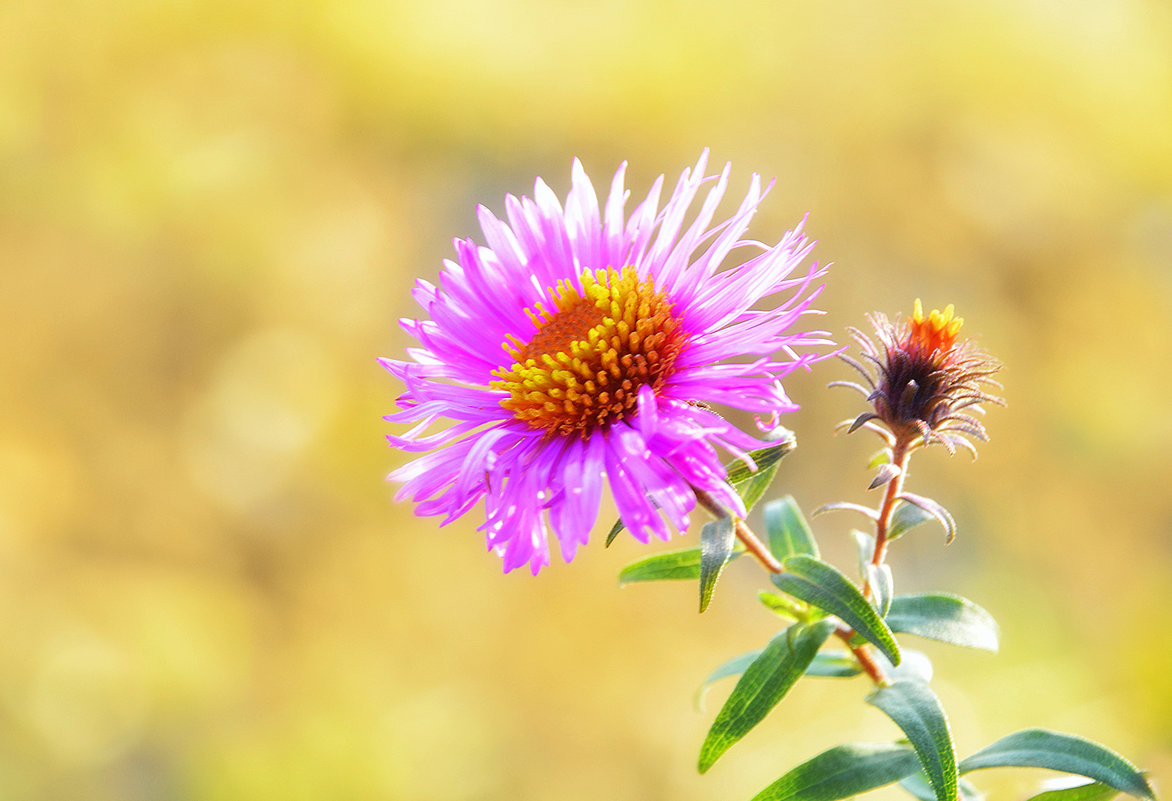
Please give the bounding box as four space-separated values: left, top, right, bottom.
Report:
907 298 964 355
491 266 687 436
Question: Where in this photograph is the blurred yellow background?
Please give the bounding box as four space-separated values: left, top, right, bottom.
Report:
3 0 1171 798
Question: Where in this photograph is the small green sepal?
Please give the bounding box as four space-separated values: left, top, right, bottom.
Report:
604 518 625 547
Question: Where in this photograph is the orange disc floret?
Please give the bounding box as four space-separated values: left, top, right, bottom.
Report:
491 266 687 436
906 298 964 357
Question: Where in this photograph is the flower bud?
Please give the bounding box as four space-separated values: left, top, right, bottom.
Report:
839 300 1003 455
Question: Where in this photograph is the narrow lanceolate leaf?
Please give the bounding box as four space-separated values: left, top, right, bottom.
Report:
619 547 743 584
749 742 921 801
764 496 820 561
1026 782 1122 801
886 594 1000 652
699 517 736 613
897 493 957 544
774 555 901 666
959 729 1154 800
695 650 762 711
698 619 835 773
868 680 958 801
696 648 862 711
726 435 798 512
888 501 938 540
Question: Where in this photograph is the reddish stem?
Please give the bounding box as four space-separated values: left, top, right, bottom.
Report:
866 440 913 583
693 488 890 686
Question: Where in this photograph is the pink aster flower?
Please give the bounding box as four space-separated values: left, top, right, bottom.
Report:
382 151 833 573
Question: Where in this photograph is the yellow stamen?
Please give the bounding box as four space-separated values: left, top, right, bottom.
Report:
491 266 687 435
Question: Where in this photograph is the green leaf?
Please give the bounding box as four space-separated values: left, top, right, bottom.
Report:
1026 782 1122 801
888 501 938 540
604 518 625 547
758 591 808 621
868 679 958 801
619 547 742 584
773 555 901 666
959 729 1154 800
699 517 736 613
698 619 835 773
726 434 797 512
805 651 864 678
695 650 762 711
764 496 820 561
725 430 797 485
696 648 863 711
749 742 921 801
899 771 983 801
886 593 1000 653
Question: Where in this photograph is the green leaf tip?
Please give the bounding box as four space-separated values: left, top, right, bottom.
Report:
867 679 958 801
618 546 743 585
764 496 820 562
748 742 921 801
726 436 797 513
959 729 1154 801
699 517 736 612
773 554 901 666
604 517 625 547
698 619 835 773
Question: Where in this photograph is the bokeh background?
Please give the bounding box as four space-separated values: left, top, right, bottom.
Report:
3 0 1171 798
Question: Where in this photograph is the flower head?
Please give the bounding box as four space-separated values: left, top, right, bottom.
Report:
839 299 1004 455
382 152 832 573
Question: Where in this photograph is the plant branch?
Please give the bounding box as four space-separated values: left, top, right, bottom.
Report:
693 487 889 685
